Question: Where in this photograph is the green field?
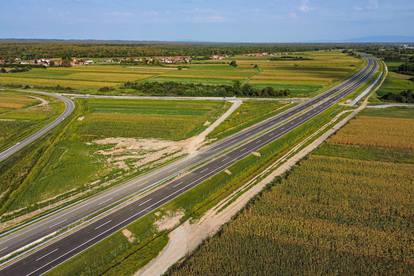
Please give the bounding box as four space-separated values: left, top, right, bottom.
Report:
0 90 63 151
207 100 294 141
0 98 229 218
168 107 414 275
376 62 414 99
48 104 345 276
0 51 362 97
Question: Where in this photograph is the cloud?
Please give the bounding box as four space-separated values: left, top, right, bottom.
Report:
288 0 313 19
354 0 379 12
186 8 228 23
288 12 298 19
299 0 311 13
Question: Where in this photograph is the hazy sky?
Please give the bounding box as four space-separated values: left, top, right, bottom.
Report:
1 0 413 42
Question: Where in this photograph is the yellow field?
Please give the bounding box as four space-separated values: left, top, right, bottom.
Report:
329 116 414 150
0 93 38 109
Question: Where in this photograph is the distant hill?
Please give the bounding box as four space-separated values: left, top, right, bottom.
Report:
345 35 414 43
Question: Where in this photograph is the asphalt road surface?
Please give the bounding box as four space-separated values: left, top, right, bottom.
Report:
0 58 378 275
0 92 75 163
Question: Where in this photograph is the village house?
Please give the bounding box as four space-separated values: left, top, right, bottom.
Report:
34 58 52 66
157 56 192 64
246 52 269 57
211 54 228 60
51 58 63 66
70 58 94 66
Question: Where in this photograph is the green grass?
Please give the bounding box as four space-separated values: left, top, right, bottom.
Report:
314 143 414 164
386 61 404 72
377 70 414 97
78 99 229 141
0 98 229 217
207 100 294 141
167 107 414 276
361 107 414 119
0 90 64 151
48 103 345 276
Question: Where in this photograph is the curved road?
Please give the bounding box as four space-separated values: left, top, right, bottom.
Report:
0 58 378 275
0 91 75 163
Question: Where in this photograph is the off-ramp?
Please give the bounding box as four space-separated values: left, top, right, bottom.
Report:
0 91 75 163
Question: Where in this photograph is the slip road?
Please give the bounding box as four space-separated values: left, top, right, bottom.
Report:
0 92 75 163
0 58 378 275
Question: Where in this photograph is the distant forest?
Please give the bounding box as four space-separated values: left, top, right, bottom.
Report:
0 40 402 59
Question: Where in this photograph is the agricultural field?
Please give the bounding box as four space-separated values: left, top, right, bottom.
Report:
377 71 414 96
0 51 362 97
375 60 414 103
168 107 414 275
0 90 63 151
0 98 229 218
241 51 363 96
207 100 294 141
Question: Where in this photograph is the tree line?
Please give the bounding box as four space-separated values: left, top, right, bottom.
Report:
380 90 414 103
395 60 414 76
123 81 290 97
0 41 364 60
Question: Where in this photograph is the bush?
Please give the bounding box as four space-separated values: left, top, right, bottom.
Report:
380 90 414 103
98 86 115 92
9 66 31 73
54 85 73 91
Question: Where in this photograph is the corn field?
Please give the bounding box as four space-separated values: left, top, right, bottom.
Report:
329 116 414 150
168 110 414 275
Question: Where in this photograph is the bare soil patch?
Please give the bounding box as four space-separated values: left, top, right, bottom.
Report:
154 210 185 232
122 229 136 244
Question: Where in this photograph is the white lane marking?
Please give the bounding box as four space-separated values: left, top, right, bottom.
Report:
173 181 184 188
13 192 110 238
27 178 209 275
222 156 229 161
0 246 8 253
98 197 113 206
254 139 262 144
138 198 152 206
94 220 112 230
35 248 58 262
48 219 67 229
200 168 209 173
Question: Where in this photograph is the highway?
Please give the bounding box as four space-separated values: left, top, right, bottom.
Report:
0 92 75 163
0 58 378 275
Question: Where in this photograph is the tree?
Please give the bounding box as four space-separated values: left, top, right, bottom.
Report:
229 60 238 67
62 54 72 67
0 68 6 73
241 83 254 96
232 80 241 95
